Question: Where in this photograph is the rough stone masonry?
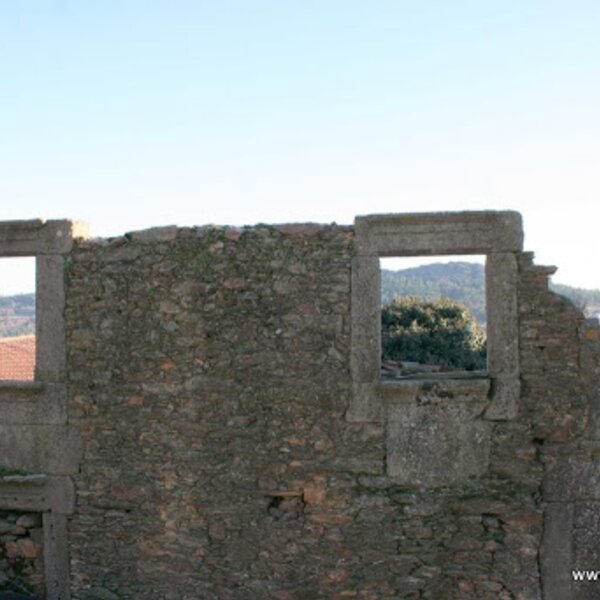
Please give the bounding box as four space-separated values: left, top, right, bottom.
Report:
0 212 598 599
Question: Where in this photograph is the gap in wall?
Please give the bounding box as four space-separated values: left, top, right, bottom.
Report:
380 255 487 379
0 258 36 381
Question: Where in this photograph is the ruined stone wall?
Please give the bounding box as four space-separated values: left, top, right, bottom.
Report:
519 253 600 600
65 224 383 600
59 220 600 600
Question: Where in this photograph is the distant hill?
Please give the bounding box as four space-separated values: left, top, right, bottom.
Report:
382 262 487 323
0 293 35 337
551 283 600 319
382 262 600 325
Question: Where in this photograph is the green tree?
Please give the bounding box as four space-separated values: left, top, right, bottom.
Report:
382 296 486 370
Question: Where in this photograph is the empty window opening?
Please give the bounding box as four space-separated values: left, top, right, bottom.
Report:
0 258 36 381
380 255 487 379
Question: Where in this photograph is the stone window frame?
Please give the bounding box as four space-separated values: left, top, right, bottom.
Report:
348 211 522 422
0 219 87 600
0 220 85 386
0 475 74 600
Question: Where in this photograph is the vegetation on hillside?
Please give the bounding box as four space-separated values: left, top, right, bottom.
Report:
381 262 486 323
382 296 487 371
381 262 600 323
380 261 600 374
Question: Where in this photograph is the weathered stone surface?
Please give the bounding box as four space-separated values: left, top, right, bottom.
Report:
518 252 600 598
0 219 88 255
0 476 75 515
543 452 600 501
15 514 41 529
350 256 380 385
35 255 66 382
66 224 373 599
0 509 45 597
485 251 520 419
43 512 71 600
386 390 491 485
60 219 599 598
540 503 573 600
1 214 598 599
125 225 178 243
79 587 119 600
0 384 67 426
345 382 383 423
355 211 523 256
0 425 81 475
352 211 523 425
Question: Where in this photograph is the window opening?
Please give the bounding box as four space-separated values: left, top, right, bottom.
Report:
380 255 487 379
0 258 36 381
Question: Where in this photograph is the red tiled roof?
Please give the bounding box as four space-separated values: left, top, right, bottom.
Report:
0 334 36 381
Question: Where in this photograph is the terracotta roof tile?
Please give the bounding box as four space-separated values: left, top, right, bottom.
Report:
0 334 36 381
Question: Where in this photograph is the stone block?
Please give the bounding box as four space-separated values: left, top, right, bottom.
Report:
543 453 600 502
36 255 66 382
350 256 380 383
0 383 67 425
44 512 71 600
540 503 573 600
484 376 520 421
485 252 520 419
0 425 81 475
345 383 384 423
0 219 88 255
355 211 523 256
0 475 75 514
378 377 491 401
386 388 491 485
126 225 179 243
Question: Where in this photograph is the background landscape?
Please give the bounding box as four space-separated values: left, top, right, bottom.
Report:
381 262 600 326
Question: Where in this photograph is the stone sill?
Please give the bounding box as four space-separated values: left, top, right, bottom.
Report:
0 381 46 406
377 376 491 403
0 381 45 394
381 370 488 381
0 474 74 514
0 473 48 487
0 382 66 425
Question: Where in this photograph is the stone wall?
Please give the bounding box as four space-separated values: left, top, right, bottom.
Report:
65 224 377 600
518 253 600 600
0 509 44 596
1 214 598 599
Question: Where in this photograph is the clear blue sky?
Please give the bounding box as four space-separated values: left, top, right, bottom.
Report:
1 1 599 293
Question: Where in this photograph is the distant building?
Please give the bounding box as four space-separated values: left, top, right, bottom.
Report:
0 334 35 380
